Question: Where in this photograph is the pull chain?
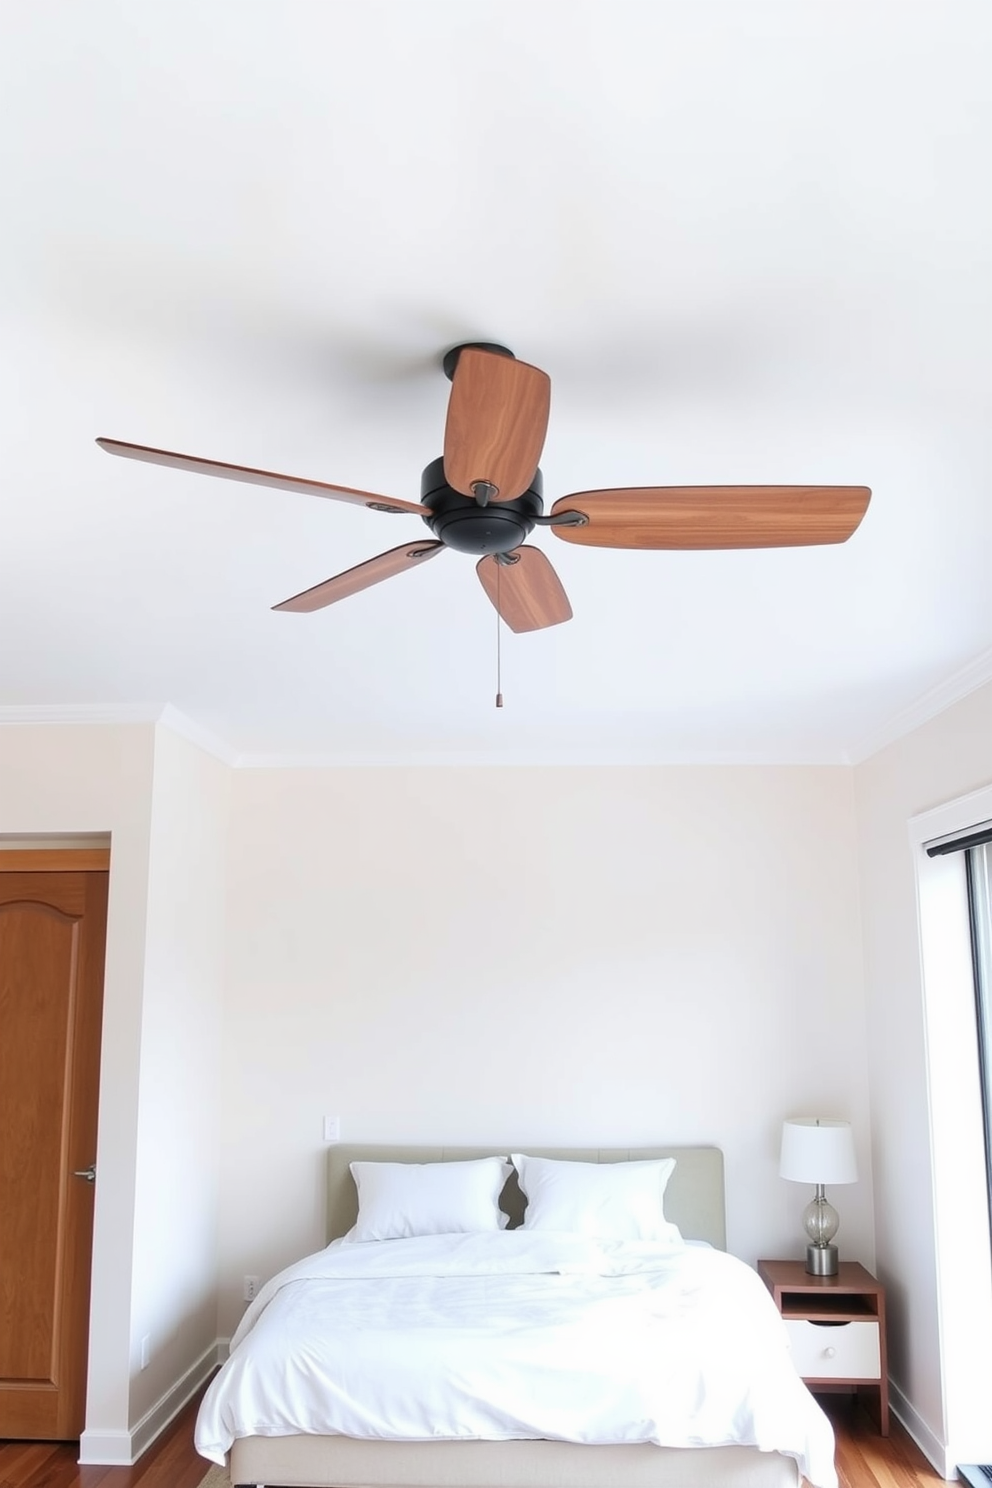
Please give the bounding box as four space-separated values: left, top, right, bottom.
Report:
495 559 503 708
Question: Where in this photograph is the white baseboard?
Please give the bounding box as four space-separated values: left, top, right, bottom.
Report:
77 1349 961 1478
78 1428 133 1466
79 1340 226 1466
889 1375 954 1479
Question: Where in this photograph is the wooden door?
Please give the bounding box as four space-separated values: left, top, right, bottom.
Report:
0 856 109 1440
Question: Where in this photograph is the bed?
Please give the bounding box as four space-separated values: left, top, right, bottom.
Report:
198 1145 836 1488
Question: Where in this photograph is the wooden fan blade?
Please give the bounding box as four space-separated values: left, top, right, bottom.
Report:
549 485 870 549
443 349 551 503
96 438 428 516
273 541 444 613
476 546 573 632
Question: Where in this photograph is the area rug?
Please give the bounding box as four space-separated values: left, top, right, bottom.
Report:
197 1466 231 1488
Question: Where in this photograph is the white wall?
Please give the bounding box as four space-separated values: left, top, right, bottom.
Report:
854 679 992 1473
20 710 989 1464
0 721 231 1462
128 725 230 1439
217 763 873 1336
0 724 155 1455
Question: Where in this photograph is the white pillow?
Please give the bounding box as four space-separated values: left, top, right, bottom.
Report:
347 1157 512 1242
512 1154 680 1242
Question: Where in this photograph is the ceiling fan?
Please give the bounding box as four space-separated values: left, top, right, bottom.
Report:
96 342 871 633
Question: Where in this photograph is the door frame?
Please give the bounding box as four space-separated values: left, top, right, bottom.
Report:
0 844 111 1439
0 848 111 872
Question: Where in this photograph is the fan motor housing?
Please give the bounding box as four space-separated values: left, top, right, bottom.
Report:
420 456 543 555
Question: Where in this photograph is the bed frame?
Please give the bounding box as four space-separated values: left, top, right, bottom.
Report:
229 1144 801 1488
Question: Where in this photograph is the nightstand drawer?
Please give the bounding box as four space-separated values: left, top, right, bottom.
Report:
784 1318 880 1379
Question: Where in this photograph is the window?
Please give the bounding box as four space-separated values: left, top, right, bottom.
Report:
926 823 992 1244
965 840 992 1232
911 791 992 1468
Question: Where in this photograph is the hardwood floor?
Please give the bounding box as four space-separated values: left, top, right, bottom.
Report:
0 1387 210 1488
816 1392 948 1487
0 1388 951 1488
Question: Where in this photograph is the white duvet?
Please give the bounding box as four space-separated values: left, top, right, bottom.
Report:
196 1231 836 1488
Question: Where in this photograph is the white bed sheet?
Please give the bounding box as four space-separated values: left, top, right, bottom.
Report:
196 1232 836 1488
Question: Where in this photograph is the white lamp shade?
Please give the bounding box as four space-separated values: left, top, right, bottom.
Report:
779 1118 858 1185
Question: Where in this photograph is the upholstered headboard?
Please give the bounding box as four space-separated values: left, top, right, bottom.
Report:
326 1145 726 1249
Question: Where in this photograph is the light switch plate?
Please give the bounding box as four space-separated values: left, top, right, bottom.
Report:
323 1115 340 1143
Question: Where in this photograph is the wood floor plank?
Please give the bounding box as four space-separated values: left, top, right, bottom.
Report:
0 1441 61 1482
816 1394 946 1488
0 1387 208 1488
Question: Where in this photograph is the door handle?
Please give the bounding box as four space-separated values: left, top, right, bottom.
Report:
72 1165 96 1183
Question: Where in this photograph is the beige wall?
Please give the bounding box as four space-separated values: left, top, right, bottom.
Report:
216 762 872 1336
7 696 989 1469
854 678 992 1470
128 725 230 1436
0 725 155 1454
0 722 230 1462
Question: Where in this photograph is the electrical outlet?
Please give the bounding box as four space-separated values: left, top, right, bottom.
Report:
140 1334 151 1370
243 1274 260 1302
323 1114 340 1143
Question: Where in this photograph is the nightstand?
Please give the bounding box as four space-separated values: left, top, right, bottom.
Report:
757 1259 888 1436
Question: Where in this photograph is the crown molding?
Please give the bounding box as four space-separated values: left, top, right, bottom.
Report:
156 705 238 766
845 646 992 765
232 745 848 769
0 702 237 766
6 660 990 772
0 702 161 726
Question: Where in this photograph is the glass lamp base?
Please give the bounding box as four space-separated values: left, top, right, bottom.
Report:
806 1242 839 1276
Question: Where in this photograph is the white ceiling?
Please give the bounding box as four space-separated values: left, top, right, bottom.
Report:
2 1 990 765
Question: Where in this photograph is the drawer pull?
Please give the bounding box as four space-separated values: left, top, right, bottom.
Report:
823 1346 836 1358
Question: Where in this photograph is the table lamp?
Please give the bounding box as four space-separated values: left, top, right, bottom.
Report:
779 1117 858 1275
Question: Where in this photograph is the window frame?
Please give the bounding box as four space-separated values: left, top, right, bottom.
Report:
909 784 992 1466
965 841 992 1236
